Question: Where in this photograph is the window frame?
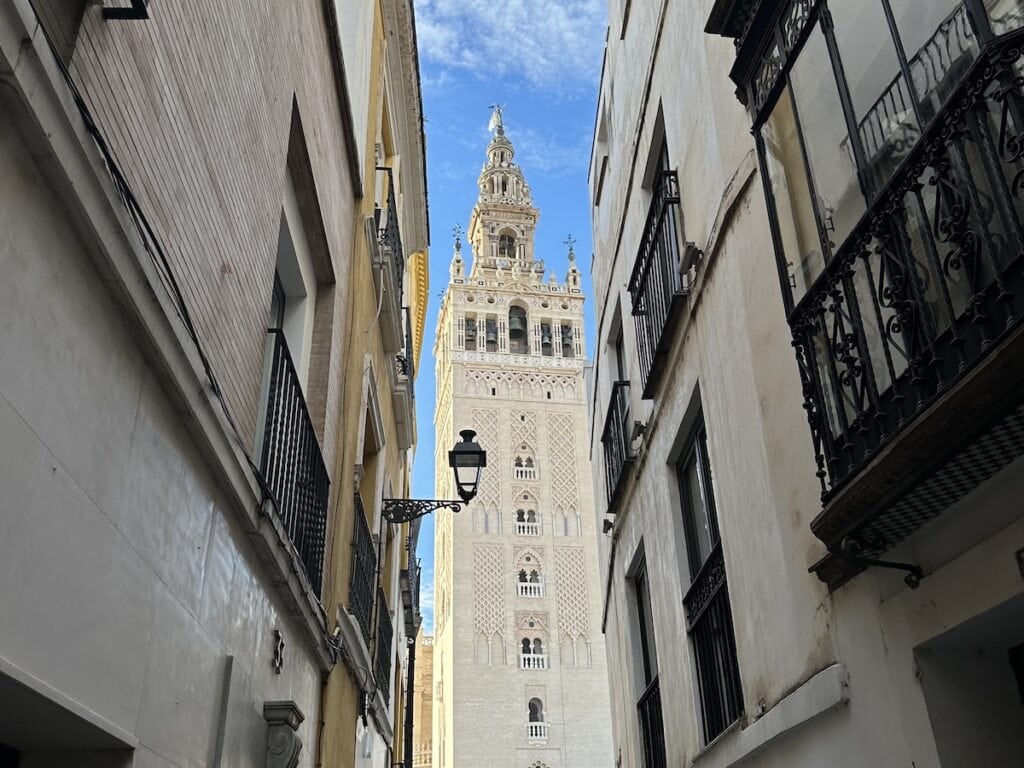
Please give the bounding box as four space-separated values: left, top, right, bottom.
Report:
676 421 720 581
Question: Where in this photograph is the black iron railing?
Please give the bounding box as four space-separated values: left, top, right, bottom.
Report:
377 166 405 302
629 170 687 398
637 677 667 768
349 493 377 647
792 31 1024 500
259 329 329 597
601 381 633 511
401 529 422 636
683 544 743 744
375 587 394 704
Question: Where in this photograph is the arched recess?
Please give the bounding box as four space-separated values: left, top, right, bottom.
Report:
508 302 529 354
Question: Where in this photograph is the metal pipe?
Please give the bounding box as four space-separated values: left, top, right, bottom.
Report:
404 631 418 768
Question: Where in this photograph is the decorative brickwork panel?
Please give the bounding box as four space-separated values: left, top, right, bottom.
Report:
555 547 589 639
473 408 502 520
474 544 505 636
548 413 579 516
463 369 580 401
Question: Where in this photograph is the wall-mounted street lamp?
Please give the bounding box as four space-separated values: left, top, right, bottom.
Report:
382 430 487 524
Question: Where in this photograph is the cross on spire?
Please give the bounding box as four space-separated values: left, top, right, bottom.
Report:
564 234 576 259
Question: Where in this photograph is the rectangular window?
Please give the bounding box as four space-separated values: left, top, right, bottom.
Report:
632 557 666 768
677 421 743 744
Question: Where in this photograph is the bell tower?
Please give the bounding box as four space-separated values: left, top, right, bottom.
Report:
431 108 614 768
467 106 541 274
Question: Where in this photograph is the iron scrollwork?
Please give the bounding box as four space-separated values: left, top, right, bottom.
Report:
382 498 464 524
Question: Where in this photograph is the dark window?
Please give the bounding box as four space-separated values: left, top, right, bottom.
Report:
678 421 743 744
633 559 666 768
677 424 719 579
614 327 627 383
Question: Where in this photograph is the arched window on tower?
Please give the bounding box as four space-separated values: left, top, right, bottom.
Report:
517 561 543 597
508 305 528 354
499 232 517 260
515 507 540 536
528 698 544 722
527 699 548 742
513 444 538 481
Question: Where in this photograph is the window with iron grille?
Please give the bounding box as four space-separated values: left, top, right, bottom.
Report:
349 493 377 646
628 140 688 399
632 557 666 768
677 421 743 744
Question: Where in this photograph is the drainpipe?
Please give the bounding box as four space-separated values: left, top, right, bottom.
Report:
404 627 418 768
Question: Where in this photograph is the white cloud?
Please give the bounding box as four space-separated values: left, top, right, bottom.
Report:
512 124 592 177
415 0 606 91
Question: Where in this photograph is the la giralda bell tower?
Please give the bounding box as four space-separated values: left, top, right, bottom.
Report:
431 108 613 768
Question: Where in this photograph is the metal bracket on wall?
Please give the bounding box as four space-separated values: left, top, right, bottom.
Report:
102 0 149 20
272 629 285 674
838 535 923 589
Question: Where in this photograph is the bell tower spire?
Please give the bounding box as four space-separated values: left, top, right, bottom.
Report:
467 106 541 280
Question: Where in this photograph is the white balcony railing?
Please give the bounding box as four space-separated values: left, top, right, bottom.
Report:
517 581 544 598
519 653 548 670
526 723 549 741
513 466 538 480
516 521 541 536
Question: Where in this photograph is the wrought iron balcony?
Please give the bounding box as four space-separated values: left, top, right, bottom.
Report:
391 311 417 450
601 381 634 512
683 544 743 743
377 166 405 300
791 31 1024 587
401 528 422 637
375 586 394 704
375 166 405 353
629 170 688 398
637 677 667 768
259 329 329 597
349 492 377 647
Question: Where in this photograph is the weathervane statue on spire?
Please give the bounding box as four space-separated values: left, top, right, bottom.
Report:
488 103 505 136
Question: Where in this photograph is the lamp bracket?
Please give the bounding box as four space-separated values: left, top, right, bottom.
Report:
382 498 464 524
837 535 923 589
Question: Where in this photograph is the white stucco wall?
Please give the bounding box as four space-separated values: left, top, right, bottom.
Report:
0 70 322 768
588 2 1024 768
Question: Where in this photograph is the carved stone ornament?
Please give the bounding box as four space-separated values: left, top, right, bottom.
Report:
263 700 304 768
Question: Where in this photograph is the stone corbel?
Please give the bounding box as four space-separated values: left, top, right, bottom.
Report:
264 701 304 768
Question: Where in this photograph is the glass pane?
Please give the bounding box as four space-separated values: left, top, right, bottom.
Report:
986 0 1024 35
635 569 658 685
829 0 921 189
889 0 978 122
790 24 866 262
762 86 825 303
681 449 714 573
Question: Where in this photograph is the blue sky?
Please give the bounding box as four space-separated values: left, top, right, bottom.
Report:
410 0 606 634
